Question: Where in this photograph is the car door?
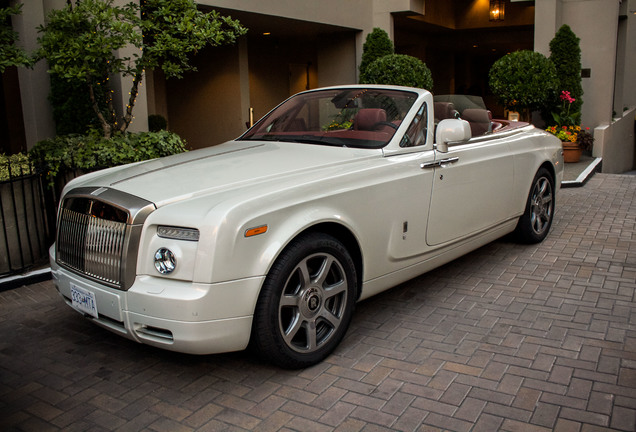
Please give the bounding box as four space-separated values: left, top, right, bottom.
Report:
425 136 515 246
382 101 437 261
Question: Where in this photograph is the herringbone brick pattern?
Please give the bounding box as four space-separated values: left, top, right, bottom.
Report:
1 174 635 431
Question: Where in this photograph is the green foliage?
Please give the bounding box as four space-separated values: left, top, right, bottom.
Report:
49 74 103 135
0 153 33 182
140 0 246 78
0 4 31 73
30 130 187 183
551 90 579 127
489 50 559 115
361 54 433 90
148 114 168 132
36 0 247 137
548 25 583 125
359 28 394 83
576 127 594 152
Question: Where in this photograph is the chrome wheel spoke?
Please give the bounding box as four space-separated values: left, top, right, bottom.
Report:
306 321 318 350
324 279 346 300
313 255 335 286
280 293 299 307
282 312 303 343
319 307 342 329
296 258 313 287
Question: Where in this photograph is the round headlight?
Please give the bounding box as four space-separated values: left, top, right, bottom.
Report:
154 248 176 274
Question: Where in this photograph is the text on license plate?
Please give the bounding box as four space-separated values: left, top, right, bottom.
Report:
70 284 99 319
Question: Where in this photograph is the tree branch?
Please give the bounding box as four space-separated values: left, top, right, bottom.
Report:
88 81 112 138
119 69 143 134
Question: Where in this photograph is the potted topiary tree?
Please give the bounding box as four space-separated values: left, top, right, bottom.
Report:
360 54 434 90
548 25 583 125
543 25 588 162
359 28 394 83
488 50 559 123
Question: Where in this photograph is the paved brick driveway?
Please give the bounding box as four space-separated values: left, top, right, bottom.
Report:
1 174 635 432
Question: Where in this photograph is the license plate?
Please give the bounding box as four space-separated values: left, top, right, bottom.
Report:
70 284 99 319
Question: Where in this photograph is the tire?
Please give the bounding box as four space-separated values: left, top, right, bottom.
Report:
251 233 357 368
515 167 555 244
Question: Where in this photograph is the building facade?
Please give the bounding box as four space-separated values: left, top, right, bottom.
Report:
3 0 635 172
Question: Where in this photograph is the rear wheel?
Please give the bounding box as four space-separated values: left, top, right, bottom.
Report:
515 167 555 244
251 233 357 368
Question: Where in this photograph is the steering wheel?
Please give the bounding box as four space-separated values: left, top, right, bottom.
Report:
372 121 399 131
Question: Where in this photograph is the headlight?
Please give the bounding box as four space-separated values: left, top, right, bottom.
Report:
157 225 200 242
154 248 176 274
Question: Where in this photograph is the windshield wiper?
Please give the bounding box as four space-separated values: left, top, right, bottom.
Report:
271 135 348 147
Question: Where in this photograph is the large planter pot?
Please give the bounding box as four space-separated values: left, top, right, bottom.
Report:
562 141 582 163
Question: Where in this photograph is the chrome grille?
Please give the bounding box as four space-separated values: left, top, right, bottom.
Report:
57 207 127 286
55 187 155 291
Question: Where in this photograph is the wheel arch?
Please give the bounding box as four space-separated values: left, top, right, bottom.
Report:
539 161 557 186
283 222 364 301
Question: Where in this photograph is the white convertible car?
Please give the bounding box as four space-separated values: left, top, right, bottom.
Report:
50 85 563 368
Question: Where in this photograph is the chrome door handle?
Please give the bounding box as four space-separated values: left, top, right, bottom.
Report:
420 157 459 169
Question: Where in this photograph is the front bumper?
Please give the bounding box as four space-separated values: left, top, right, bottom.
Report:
50 247 263 355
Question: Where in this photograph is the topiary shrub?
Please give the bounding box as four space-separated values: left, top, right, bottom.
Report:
148 114 168 132
359 28 394 83
547 25 583 125
489 50 559 121
361 54 433 90
30 130 187 184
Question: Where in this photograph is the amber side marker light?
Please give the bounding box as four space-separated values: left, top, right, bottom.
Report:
245 225 268 237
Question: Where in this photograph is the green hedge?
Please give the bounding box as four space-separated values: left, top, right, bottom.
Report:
0 153 32 182
30 130 187 183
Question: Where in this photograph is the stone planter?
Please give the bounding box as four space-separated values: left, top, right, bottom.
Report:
562 141 582 163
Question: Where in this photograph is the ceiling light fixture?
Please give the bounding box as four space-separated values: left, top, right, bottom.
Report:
489 0 505 22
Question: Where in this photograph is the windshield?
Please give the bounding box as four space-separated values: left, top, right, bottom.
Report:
240 88 418 148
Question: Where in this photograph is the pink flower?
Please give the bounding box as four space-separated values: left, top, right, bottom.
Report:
560 90 575 104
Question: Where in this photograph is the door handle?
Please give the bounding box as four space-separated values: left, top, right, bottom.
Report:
420 157 459 169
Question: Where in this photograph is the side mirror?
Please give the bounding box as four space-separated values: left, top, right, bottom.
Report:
435 119 471 153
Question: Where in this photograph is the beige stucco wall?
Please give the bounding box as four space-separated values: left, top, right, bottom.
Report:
198 0 372 33
615 0 636 113
594 108 636 174
535 0 635 173
12 0 59 149
165 44 248 148
563 0 619 128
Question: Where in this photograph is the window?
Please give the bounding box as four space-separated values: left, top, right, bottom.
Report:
400 103 427 147
240 88 417 149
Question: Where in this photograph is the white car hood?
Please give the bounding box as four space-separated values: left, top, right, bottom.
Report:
68 140 379 207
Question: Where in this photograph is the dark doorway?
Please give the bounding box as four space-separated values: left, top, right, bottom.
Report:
0 67 27 154
392 1 535 117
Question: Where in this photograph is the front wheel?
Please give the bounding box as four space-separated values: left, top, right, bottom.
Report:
251 233 357 368
515 168 555 244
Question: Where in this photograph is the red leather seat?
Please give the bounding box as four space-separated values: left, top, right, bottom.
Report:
354 109 387 130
